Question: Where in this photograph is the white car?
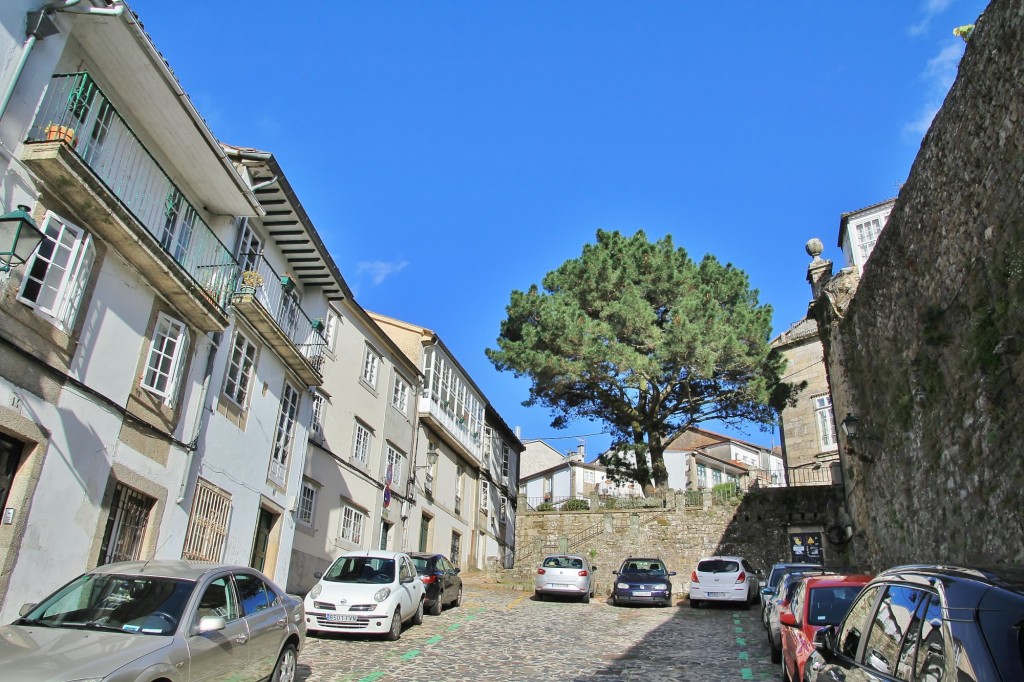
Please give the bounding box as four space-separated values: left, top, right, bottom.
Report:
688 555 761 608
304 550 425 640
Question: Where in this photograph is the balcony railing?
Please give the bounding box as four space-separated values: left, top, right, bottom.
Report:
232 253 325 371
420 395 484 462
27 73 238 310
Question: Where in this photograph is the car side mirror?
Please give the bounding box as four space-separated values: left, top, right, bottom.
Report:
780 611 798 627
452 568 461 574
591 565 597 571
813 625 837 655
198 615 227 633
668 571 677 576
18 603 36 617
761 587 774 596
314 571 323 579
612 571 619 576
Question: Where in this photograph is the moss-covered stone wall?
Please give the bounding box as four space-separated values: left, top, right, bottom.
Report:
812 0 1024 571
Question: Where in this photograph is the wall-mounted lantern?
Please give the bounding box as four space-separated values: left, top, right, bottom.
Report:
0 205 45 272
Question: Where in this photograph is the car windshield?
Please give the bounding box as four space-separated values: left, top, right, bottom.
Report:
698 559 740 574
16 573 193 636
620 560 666 575
324 556 396 584
808 586 865 625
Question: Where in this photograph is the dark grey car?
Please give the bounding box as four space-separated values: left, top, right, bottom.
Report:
0 560 305 682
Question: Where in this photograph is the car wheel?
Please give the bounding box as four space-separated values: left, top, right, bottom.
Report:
689 599 700 608
429 595 443 616
271 642 297 682
582 590 590 604
742 598 752 611
412 598 424 625
386 606 402 641
769 631 781 663
451 585 462 608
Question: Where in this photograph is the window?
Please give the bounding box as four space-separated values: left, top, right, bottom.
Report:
450 531 462 566
697 463 707 488
584 469 595 483
863 585 932 679
160 189 196 261
98 483 154 565
855 216 885 263
340 504 364 544
223 331 258 407
352 422 372 465
455 466 464 515
500 496 507 523
182 479 232 562
501 444 510 480
19 211 95 332
196 576 240 622
392 376 409 413
361 346 381 388
324 312 339 351
297 480 317 526
311 393 324 437
235 572 277 616
386 445 404 488
141 313 189 404
480 480 490 512
235 217 263 273
838 584 882 659
268 383 300 486
712 469 722 485
815 395 838 450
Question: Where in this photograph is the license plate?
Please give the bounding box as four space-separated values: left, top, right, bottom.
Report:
707 592 727 597
325 613 358 622
633 591 652 597
550 584 571 589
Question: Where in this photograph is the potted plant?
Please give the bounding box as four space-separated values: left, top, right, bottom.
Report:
44 123 75 145
280 272 296 292
239 270 264 294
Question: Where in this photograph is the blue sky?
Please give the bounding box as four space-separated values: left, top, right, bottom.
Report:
134 0 987 459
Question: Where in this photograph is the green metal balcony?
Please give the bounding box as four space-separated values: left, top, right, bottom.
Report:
22 72 238 332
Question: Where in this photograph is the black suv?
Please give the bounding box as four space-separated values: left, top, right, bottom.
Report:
807 564 1024 682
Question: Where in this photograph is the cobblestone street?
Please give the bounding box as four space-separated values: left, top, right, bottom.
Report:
296 581 783 682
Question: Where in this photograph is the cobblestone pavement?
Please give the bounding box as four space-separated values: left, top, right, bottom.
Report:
296 582 784 682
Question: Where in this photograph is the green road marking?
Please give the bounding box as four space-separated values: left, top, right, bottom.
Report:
741 669 754 680
736 637 746 646
402 650 420 660
447 622 461 631
735 626 744 633
357 673 387 682
426 635 443 644
738 652 749 661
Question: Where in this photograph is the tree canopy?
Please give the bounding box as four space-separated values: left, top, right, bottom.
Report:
486 229 796 491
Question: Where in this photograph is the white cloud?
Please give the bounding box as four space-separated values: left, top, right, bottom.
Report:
357 259 409 285
908 0 955 36
904 42 964 136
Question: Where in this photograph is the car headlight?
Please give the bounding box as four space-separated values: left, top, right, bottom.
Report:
374 587 392 602
617 582 629 590
654 584 668 590
308 583 322 600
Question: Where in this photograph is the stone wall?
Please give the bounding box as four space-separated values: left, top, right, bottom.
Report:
811 0 1024 571
507 486 848 595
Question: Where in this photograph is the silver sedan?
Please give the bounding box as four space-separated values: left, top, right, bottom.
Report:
0 560 305 681
534 554 596 603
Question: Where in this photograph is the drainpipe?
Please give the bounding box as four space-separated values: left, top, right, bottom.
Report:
176 332 221 504
0 1 124 125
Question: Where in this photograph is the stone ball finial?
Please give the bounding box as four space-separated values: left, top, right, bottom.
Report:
806 238 824 261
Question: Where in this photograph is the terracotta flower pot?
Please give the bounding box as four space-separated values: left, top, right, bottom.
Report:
45 125 75 145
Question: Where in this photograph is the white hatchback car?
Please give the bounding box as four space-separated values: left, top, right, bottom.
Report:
304 550 425 640
688 555 761 609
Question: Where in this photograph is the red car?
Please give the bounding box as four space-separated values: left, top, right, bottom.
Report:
779 573 872 682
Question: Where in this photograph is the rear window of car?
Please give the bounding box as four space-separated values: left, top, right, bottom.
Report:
698 559 739 573
807 585 865 625
543 556 583 569
411 557 430 573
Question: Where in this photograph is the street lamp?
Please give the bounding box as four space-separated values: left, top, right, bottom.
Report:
840 413 859 439
0 205 45 272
